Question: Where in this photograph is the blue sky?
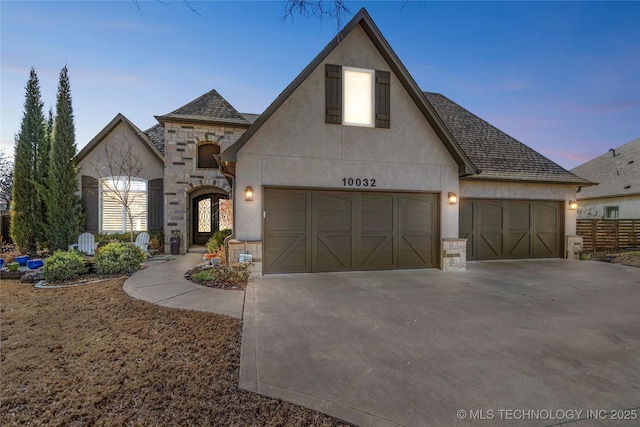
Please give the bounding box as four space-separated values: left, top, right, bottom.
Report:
1 1 639 169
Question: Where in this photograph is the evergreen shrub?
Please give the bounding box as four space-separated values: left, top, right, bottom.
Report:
206 229 232 253
94 242 145 276
43 250 87 283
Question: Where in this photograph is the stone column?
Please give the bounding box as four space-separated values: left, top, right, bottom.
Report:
566 235 584 260
441 238 467 271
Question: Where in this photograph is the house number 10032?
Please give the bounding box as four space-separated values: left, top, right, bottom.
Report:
342 177 376 187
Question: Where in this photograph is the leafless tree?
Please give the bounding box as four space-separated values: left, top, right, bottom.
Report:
0 150 13 210
89 139 145 242
281 0 350 27
132 0 352 27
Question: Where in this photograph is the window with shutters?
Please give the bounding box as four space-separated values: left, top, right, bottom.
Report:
326 64 390 128
197 143 220 169
100 177 148 233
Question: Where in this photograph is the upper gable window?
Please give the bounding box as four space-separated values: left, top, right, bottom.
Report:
343 67 374 127
197 143 220 169
326 64 390 128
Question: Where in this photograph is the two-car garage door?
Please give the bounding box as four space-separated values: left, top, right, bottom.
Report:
264 188 438 274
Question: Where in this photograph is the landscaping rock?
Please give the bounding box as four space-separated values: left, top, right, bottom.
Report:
20 269 43 283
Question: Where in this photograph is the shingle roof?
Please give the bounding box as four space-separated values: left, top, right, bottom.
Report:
570 137 640 198
425 92 591 184
155 89 250 127
143 124 165 155
241 113 261 124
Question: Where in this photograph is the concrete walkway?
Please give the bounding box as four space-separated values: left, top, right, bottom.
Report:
123 253 244 319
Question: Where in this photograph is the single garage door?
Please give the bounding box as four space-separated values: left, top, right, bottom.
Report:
264 188 438 273
460 199 563 261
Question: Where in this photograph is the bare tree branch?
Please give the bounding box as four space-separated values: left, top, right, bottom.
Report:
90 138 146 241
132 0 205 18
281 0 351 28
0 150 13 210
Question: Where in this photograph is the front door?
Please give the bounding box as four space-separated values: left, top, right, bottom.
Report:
193 193 228 245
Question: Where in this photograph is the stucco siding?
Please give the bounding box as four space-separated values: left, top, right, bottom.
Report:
76 121 164 182
235 23 459 242
577 195 640 219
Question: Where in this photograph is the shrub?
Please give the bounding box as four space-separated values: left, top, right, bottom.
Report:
149 232 164 253
43 250 87 283
214 262 250 288
206 229 232 253
94 242 146 276
191 270 214 282
95 232 135 247
1 242 19 264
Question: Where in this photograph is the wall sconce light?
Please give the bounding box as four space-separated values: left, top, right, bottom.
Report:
448 192 458 205
569 200 577 210
244 186 254 202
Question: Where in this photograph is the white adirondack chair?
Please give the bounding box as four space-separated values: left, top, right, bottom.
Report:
68 232 96 255
135 231 151 257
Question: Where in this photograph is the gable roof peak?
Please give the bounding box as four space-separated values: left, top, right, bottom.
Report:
75 113 164 164
155 88 250 127
221 7 477 175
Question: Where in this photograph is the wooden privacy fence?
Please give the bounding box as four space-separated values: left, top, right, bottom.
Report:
577 219 640 252
0 210 10 244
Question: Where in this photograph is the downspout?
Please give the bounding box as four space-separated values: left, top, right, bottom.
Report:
214 155 236 262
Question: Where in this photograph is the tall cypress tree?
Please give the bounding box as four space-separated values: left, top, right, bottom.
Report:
47 66 82 250
11 68 45 255
33 107 53 246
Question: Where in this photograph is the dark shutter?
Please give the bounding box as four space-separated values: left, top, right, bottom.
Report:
325 64 342 124
375 70 391 128
148 178 164 234
81 175 99 234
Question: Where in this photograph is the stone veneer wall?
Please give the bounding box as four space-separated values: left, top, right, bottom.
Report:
441 238 467 271
163 122 246 254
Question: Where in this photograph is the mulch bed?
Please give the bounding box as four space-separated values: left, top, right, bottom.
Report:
184 263 249 291
0 278 352 426
590 250 640 267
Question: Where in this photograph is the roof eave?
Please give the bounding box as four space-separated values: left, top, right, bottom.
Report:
154 115 250 129
75 113 164 165
576 192 640 200
461 175 596 186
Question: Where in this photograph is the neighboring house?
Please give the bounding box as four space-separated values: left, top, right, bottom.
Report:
571 138 640 219
78 8 590 273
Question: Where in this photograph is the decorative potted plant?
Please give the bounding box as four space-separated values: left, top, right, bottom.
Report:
579 251 591 261
7 262 20 271
27 259 44 270
16 255 29 266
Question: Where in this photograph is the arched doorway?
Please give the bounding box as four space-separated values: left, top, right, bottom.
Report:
192 192 229 245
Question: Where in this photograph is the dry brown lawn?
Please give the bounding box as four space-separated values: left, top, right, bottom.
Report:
0 278 351 426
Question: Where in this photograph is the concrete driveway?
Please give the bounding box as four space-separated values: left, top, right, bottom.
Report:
240 260 640 426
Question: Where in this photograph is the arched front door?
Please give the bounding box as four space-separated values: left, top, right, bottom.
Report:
192 193 228 245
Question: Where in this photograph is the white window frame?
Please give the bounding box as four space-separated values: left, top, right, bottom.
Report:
343 66 375 127
605 205 619 219
99 176 148 233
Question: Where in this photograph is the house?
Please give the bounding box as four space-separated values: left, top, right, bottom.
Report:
571 138 640 219
77 8 590 273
